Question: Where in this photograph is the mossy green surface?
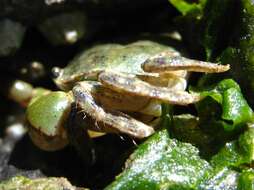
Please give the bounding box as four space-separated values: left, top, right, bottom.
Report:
106 129 211 190
0 176 87 190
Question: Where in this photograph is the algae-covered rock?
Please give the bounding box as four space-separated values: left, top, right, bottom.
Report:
210 128 254 169
0 176 87 190
198 167 239 190
106 129 211 190
238 169 254 190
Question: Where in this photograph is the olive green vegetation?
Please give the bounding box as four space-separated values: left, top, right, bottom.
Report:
210 128 254 169
199 167 240 190
170 114 212 153
0 176 87 190
107 1 254 188
106 129 212 190
238 170 254 190
201 168 253 190
106 76 254 188
106 128 254 190
169 0 206 16
173 0 254 107
195 79 253 132
220 0 254 107
169 0 239 60
190 0 254 107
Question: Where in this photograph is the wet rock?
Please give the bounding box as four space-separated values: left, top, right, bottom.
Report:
0 175 88 190
0 19 26 57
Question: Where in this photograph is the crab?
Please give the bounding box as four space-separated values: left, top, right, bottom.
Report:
21 40 229 151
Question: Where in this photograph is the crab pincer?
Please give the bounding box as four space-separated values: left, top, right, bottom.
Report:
142 51 230 73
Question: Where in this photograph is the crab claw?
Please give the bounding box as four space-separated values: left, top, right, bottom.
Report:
98 71 201 105
142 51 230 73
26 91 73 151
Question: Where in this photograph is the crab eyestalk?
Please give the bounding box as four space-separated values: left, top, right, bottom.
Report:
26 91 73 151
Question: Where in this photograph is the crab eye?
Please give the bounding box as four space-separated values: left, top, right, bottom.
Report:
52 67 63 79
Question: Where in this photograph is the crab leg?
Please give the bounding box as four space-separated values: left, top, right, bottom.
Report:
98 71 201 105
142 51 230 73
72 81 155 139
74 81 161 116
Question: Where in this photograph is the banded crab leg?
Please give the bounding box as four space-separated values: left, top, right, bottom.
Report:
81 81 162 117
72 81 155 139
98 53 230 106
98 71 201 105
142 51 230 73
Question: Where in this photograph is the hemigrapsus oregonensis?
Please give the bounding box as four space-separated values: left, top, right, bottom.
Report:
22 40 229 151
